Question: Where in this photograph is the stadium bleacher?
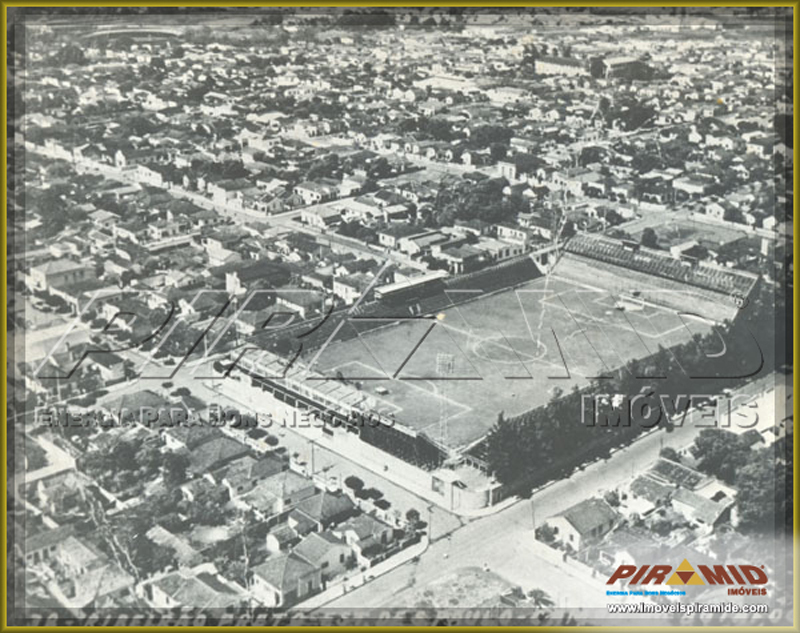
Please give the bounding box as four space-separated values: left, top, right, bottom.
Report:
249 256 544 355
565 234 757 298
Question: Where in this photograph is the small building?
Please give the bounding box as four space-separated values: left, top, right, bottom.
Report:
250 553 322 607
332 514 395 566
545 498 619 551
219 454 287 497
147 568 245 609
332 273 373 305
27 259 96 293
294 531 353 581
275 289 325 319
291 490 357 532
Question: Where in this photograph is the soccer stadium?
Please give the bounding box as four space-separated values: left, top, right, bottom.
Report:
236 234 759 472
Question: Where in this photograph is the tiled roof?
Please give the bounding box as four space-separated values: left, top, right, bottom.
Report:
294 491 356 525
294 531 346 566
251 553 318 593
556 498 619 536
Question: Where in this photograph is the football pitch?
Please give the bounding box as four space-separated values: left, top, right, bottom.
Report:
309 275 715 451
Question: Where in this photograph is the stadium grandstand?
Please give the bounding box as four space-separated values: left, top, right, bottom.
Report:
235 352 447 470
250 255 544 355
565 234 758 298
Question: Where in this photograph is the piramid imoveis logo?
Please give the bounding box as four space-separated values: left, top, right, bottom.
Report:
607 559 768 596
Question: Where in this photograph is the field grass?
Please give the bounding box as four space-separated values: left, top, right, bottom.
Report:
310 274 713 450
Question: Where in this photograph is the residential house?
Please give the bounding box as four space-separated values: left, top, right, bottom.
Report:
294 531 353 581
301 207 342 230
671 480 736 534
745 136 774 158
186 436 250 479
249 470 317 515
250 553 322 607
146 567 246 609
202 229 248 268
275 290 324 319
377 223 421 249
266 524 301 554
294 181 338 206
397 230 449 256
49 534 136 608
290 490 357 533
520 214 555 241
332 513 395 566
27 259 96 293
25 525 73 566
91 351 127 384
546 498 620 551
332 273 373 305
534 56 589 77
219 454 287 497
434 244 485 274
673 174 716 200
163 425 220 453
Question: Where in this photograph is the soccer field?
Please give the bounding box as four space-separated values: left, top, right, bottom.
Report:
309 275 714 451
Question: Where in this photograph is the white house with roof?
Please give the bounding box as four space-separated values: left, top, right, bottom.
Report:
250 553 322 607
545 497 620 551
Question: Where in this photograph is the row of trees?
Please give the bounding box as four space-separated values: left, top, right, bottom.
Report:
483 279 783 493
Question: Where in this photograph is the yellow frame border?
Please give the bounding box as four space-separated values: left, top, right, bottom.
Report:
1 2 797 631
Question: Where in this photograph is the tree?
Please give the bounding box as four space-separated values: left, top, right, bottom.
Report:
534 524 556 544
600 207 624 226
471 125 513 148
367 156 392 180
691 430 747 484
604 490 621 507
723 207 745 224
130 536 175 577
735 452 775 533
527 588 555 608
580 146 606 167
405 508 421 526
163 452 191 488
344 475 364 492
489 142 508 162
51 44 86 66
659 447 681 462
640 227 659 249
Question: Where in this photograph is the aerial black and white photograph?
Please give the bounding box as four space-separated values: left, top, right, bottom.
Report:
6 6 794 628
